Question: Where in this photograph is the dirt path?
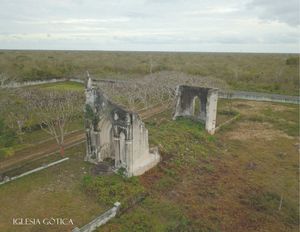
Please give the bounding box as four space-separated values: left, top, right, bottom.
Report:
0 130 85 172
0 102 171 172
139 102 171 119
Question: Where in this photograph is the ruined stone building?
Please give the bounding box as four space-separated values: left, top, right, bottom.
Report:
84 77 160 177
173 85 218 134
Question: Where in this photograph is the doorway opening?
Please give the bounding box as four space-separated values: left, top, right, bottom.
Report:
193 96 201 119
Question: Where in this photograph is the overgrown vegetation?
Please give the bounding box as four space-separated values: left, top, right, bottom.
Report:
82 174 145 209
0 51 299 95
102 198 191 232
0 118 16 160
240 190 298 226
0 98 298 231
0 54 298 231
286 56 299 66
99 100 299 231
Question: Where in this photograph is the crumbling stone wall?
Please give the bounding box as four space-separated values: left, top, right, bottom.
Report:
173 85 218 134
85 77 160 177
72 202 121 232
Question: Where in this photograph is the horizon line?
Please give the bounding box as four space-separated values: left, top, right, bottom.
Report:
0 48 299 55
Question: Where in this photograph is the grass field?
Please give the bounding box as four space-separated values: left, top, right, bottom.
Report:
32 81 84 91
0 99 297 232
0 145 104 232
97 100 298 232
0 50 299 95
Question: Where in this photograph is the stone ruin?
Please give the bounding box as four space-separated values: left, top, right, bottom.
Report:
84 77 160 177
173 85 218 134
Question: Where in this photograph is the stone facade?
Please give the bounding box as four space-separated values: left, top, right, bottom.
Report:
173 85 218 134
84 77 160 177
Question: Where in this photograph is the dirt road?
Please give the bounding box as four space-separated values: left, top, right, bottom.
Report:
0 130 85 172
0 102 171 172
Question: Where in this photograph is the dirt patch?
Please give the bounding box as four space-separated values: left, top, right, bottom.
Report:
0 131 85 172
226 122 293 141
232 100 294 114
91 162 113 176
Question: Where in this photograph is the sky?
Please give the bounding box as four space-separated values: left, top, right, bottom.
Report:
0 0 299 53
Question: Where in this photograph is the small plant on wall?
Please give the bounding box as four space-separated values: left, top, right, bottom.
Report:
85 104 100 131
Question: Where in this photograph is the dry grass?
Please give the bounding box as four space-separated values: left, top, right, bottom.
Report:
226 121 294 141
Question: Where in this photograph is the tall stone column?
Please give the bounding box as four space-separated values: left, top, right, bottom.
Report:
113 137 120 168
205 90 218 134
94 131 101 162
85 129 92 161
172 86 182 120
125 139 133 176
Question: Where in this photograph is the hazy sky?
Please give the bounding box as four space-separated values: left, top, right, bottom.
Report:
0 0 299 53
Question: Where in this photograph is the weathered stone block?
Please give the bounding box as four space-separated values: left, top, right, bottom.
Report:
173 85 218 134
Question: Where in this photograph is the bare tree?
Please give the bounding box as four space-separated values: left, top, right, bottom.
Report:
0 73 8 87
149 55 153 74
232 66 240 81
0 89 34 143
98 71 228 111
6 104 30 143
24 89 84 156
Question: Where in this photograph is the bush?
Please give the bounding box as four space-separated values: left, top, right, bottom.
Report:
202 164 215 173
0 147 14 160
246 191 280 212
286 56 299 65
123 214 154 232
0 118 16 147
82 175 145 207
219 109 238 116
240 190 299 226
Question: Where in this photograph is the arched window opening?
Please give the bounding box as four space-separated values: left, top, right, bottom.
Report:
119 132 126 166
193 96 201 119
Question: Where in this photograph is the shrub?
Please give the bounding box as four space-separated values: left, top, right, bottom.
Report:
123 214 154 232
0 147 14 160
219 109 238 116
240 190 299 226
202 164 215 173
82 174 145 207
286 56 299 65
0 118 16 147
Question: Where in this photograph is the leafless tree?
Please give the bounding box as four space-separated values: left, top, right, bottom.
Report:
0 89 34 143
98 71 228 111
232 66 240 81
0 73 9 87
24 89 84 156
6 104 30 143
149 55 153 74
